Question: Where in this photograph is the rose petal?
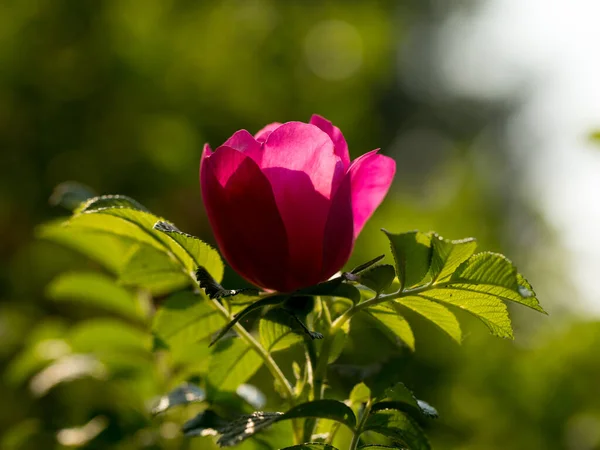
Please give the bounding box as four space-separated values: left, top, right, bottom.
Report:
260 122 345 289
349 149 396 238
310 114 350 169
254 122 282 143
222 130 262 162
201 146 290 291
321 173 354 279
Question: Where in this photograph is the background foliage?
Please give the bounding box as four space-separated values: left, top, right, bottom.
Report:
0 1 597 449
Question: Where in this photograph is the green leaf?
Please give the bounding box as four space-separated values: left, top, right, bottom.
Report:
153 221 224 283
382 230 432 290
46 272 144 321
284 400 357 428
429 234 477 282
152 291 226 350
259 309 304 352
152 383 206 414
298 278 361 304
350 382 372 404
365 306 414 351
73 207 224 282
395 296 461 343
350 254 385 274
77 194 150 214
281 445 339 450
372 383 438 419
119 245 190 295
209 294 289 346
359 265 396 295
451 252 545 313
207 338 263 393
418 291 512 338
185 400 356 446
328 320 351 363
363 410 430 450
36 220 132 274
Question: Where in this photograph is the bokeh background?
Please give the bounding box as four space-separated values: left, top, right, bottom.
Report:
2 0 600 449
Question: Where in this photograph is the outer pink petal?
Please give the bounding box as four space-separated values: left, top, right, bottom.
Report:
260 122 345 289
222 130 262 162
201 146 290 291
254 122 282 143
321 174 354 279
310 114 350 169
349 149 396 239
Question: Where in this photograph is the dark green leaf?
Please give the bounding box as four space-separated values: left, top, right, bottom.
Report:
429 234 477 282
365 306 414 350
297 278 361 304
358 446 405 449
359 265 396 294
186 400 356 446
382 230 432 290
207 338 263 393
182 410 229 437
209 294 289 346
152 291 226 349
194 266 258 300
363 409 430 450
350 254 385 274
259 309 304 352
77 194 150 214
283 399 357 429
372 383 438 419
394 296 461 343
46 272 144 321
152 383 206 414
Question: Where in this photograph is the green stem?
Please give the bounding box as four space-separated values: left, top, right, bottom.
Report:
309 283 437 439
349 399 373 450
208 297 295 402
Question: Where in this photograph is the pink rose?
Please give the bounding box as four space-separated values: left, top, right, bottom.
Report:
200 115 395 292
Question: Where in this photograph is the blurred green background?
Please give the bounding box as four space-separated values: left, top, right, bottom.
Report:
1 0 599 449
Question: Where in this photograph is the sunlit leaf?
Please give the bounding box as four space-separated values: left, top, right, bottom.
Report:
77 194 150 214
349 382 371 404
46 272 144 321
153 220 224 282
36 220 131 274
365 306 414 350
382 230 432 290
328 320 351 363
429 234 477 282
395 296 461 343
207 338 263 394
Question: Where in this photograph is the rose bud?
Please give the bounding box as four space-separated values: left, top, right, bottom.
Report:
200 115 395 292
